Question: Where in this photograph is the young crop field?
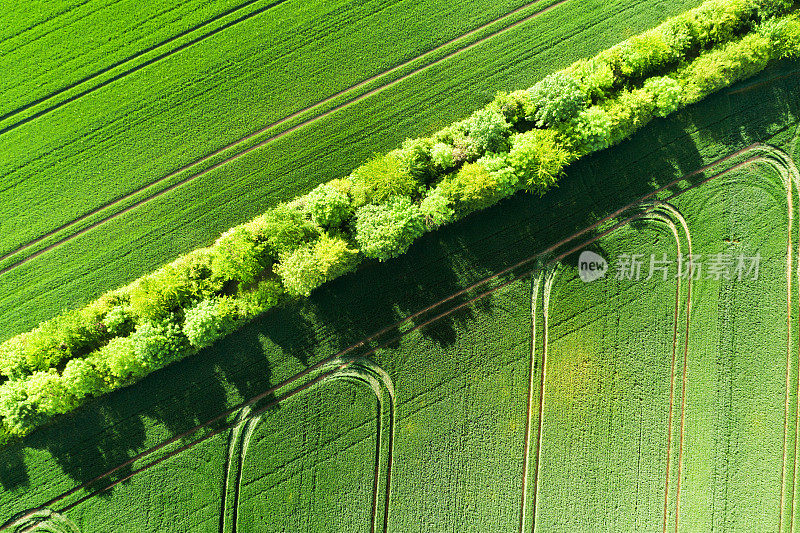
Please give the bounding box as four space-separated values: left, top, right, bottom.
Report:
2 0 800 531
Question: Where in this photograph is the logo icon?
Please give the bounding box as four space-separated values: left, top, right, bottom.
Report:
578 250 608 282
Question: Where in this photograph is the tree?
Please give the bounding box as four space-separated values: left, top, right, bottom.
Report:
183 298 238 349
466 108 511 153
349 150 423 205
302 179 354 228
507 129 574 193
354 198 425 261
275 234 360 296
526 72 587 128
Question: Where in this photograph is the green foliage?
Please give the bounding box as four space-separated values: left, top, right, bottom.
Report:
526 72 587 128
466 108 511 153
419 188 456 230
62 357 106 400
103 336 147 384
430 142 456 171
275 235 360 296
643 76 683 117
131 318 188 368
247 203 321 259
753 0 794 19
679 31 772 104
564 58 616 101
0 379 40 436
102 305 134 337
354 198 426 261
687 0 757 47
398 137 436 184
601 87 658 145
506 129 574 193
438 160 518 216
489 90 530 124
211 226 268 287
238 278 286 318
350 150 423 206
129 264 198 321
183 298 239 349
617 29 680 79
25 370 73 416
759 15 800 58
560 106 613 156
303 179 354 229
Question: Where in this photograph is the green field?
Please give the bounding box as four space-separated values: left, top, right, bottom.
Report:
3 0 800 531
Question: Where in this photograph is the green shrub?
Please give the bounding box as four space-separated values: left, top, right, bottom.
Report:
643 76 683 117
679 32 772 104
760 14 800 58
617 29 680 78
247 203 320 258
350 150 423 205
62 358 106 400
238 277 286 317
602 87 658 145
210 226 268 287
302 179 354 228
129 264 197 321
660 15 700 56
489 89 530 124
398 137 436 184
101 336 145 384
0 335 29 380
419 188 456 230
130 317 187 369
354 198 425 261
564 57 616 101
688 0 757 47
275 234 360 296
0 380 40 436
25 370 73 416
753 0 794 19
102 305 134 337
183 298 239 349
430 142 456 172
559 106 613 156
506 129 574 193
526 72 587 128
466 108 511 153
438 160 518 216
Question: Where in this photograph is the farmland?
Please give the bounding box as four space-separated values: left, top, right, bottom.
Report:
2 0 800 531
0 0 702 339
2 55 800 533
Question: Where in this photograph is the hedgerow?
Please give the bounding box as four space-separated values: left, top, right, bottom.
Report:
0 0 797 440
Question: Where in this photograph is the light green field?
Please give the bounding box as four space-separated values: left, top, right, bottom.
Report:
2 58 799 531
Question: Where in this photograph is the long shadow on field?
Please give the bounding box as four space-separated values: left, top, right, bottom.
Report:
2 60 799 514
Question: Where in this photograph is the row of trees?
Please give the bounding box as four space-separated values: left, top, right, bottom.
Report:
0 0 798 438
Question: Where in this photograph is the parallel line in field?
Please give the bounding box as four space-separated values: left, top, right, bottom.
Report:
0 0 571 277
0 0 108 49
60 148 772 522
0 0 290 132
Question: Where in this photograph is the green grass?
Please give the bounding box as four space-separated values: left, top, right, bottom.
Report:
1 57 798 530
0 0 703 341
